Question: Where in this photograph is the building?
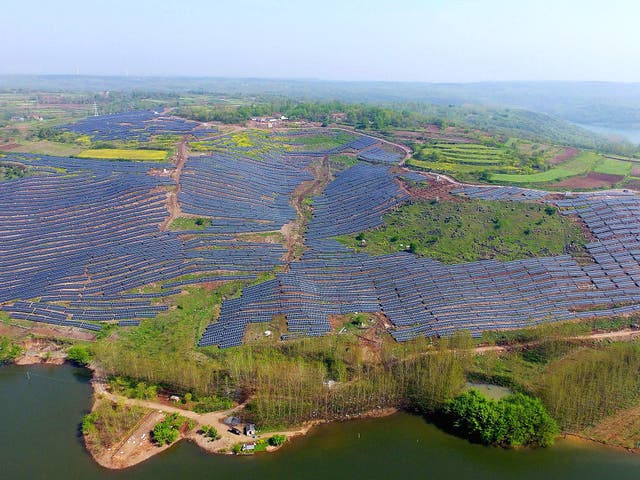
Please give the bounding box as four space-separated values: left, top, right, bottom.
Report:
244 423 256 436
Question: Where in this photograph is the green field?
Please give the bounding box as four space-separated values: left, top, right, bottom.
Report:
408 141 547 182
337 199 585 263
76 148 168 161
418 143 513 164
12 140 84 156
592 157 632 176
409 142 632 188
490 152 602 184
168 217 212 231
409 159 520 175
285 131 355 151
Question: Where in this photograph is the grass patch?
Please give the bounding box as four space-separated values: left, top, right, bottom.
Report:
329 154 359 169
408 140 554 182
287 132 354 151
12 140 84 156
0 336 22 363
490 152 601 184
82 400 149 452
337 199 585 263
592 157 632 176
408 158 516 176
417 143 512 165
76 148 168 161
168 217 212 231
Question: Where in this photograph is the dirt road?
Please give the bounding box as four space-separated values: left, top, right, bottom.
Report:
159 138 188 231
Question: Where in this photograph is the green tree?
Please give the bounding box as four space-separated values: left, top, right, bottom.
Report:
444 390 559 447
67 345 91 366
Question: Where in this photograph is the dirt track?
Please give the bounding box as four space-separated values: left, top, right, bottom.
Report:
283 156 332 263
474 328 640 355
90 374 315 468
159 138 188 231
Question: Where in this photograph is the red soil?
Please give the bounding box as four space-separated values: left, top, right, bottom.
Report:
548 147 580 165
0 143 20 151
550 172 624 189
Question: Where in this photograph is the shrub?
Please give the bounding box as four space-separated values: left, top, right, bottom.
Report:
193 395 234 413
232 443 243 454
269 434 286 446
201 425 220 440
444 390 559 447
152 413 187 446
67 345 91 366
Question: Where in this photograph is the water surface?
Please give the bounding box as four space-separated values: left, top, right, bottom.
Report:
574 123 640 144
2 364 640 480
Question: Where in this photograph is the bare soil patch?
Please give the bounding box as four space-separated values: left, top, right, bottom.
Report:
398 175 462 203
0 143 20 151
550 172 624 189
283 156 331 262
548 147 580 165
159 138 188 231
623 179 640 191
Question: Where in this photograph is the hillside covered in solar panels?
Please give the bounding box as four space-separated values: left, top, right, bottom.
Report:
57 110 220 141
5 113 640 351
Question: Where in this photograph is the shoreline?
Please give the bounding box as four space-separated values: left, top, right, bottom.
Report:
562 433 640 456
85 362 399 469
4 344 639 469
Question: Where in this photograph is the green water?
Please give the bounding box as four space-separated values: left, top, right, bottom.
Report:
3 364 640 480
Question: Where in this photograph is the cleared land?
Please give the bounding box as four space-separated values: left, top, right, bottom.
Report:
76 148 168 161
11 140 84 156
338 199 585 263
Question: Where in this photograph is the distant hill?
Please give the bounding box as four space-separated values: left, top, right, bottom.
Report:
2 75 637 151
2 76 639 127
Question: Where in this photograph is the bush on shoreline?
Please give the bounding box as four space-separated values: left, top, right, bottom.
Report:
443 390 559 448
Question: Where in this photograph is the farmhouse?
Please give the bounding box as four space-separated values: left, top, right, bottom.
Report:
244 423 256 436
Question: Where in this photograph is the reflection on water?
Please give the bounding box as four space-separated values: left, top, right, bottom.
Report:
2 364 640 480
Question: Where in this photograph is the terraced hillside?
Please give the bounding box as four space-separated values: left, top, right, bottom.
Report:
408 138 638 189
4 114 640 350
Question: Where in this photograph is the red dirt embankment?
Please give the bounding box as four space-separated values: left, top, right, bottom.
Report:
0 143 20 151
550 172 624 190
548 147 580 165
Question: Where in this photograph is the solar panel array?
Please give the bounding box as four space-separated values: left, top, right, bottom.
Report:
283 132 379 158
357 147 402 165
7 128 640 346
0 154 185 330
0 143 305 331
180 151 313 232
59 110 219 141
451 185 550 201
305 164 409 240
199 163 409 347
202 171 640 347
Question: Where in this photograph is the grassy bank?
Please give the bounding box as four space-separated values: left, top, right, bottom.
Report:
76 148 168 161
337 199 585 263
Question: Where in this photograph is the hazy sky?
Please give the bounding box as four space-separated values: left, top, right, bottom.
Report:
2 0 639 82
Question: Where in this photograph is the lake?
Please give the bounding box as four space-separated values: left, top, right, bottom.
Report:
3 363 640 479
574 123 640 144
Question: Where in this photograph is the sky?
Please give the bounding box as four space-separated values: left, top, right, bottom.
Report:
1 0 639 82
